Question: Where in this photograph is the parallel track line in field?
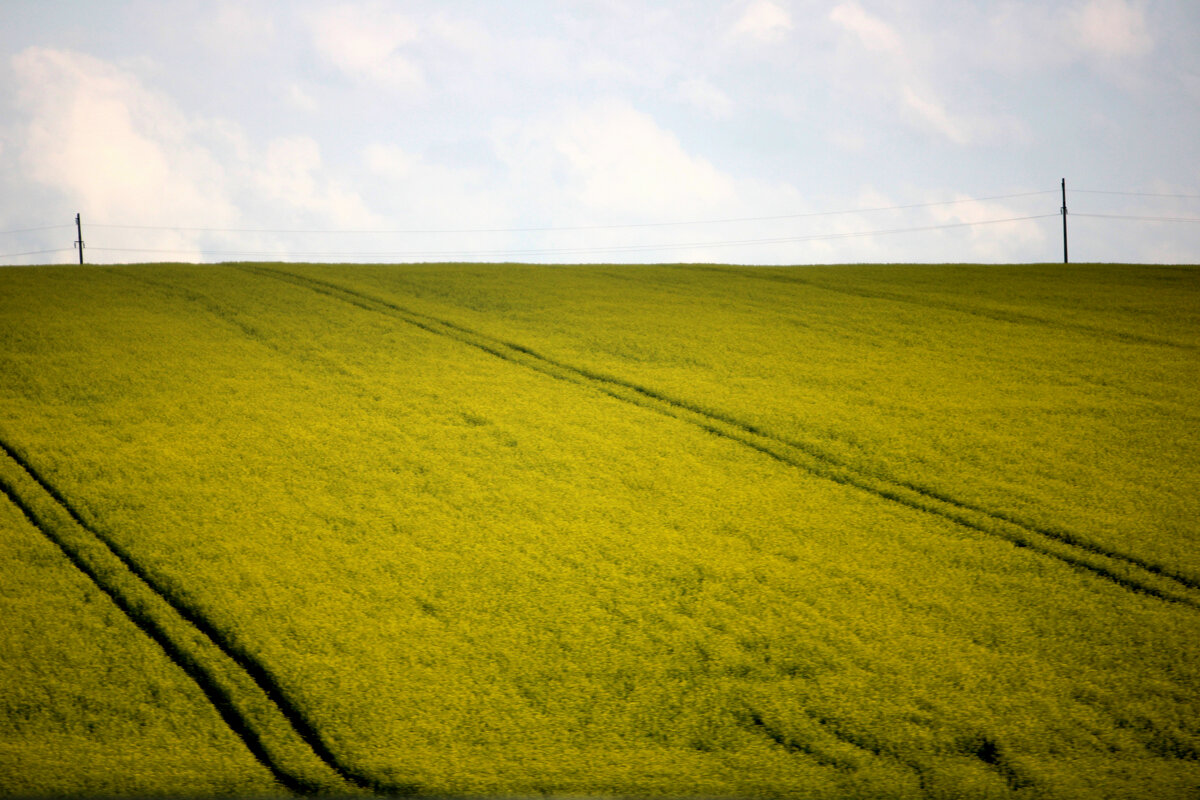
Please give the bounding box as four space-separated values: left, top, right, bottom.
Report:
0 463 326 794
686 265 1198 351
242 265 1200 611
0 479 321 793
0 438 409 796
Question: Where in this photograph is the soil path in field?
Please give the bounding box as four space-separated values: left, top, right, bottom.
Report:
243 266 1200 611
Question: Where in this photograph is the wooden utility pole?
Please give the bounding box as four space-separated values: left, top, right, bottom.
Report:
1061 179 1068 264
74 213 84 264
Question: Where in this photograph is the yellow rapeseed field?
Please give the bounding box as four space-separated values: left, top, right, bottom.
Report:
1 262 1197 798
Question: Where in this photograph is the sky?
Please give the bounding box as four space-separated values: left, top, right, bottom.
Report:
1 0 1199 265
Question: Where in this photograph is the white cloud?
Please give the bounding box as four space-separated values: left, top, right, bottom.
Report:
826 128 868 153
760 186 1053 265
3 5 1190 265
202 3 276 50
287 83 318 112
427 15 490 53
258 137 321 202
9 47 387 262
732 1 793 43
364 143 417 178
257 136 382 230
829 2 904 56
927 194 1047 261
307 3 423 92
828 4 1029 147
579 56 642 84
495 99 737 222
362 143 510 235
900 86 970 145
677 78 733 118
980 1 1153 74
486 99 849 263
11 46 237 255
1070 0 1153 58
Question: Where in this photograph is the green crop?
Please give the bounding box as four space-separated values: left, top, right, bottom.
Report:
0 262 1197 798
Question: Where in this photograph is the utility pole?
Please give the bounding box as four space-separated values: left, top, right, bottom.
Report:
74 213 84 264
1060 178 1070 263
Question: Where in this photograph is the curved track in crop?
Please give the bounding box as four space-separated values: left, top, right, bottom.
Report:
0 437 414 796
242 265 1200 611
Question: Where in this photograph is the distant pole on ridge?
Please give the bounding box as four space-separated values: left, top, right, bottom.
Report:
1060 178 1070 263
74 213 84 265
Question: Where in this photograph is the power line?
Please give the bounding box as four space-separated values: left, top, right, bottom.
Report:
1073 213 1200 223
83 190 1057 236
8 184 1196 264
0 224 74 237
1073 189 1200 200
86 214 1057 260
0 248 74 260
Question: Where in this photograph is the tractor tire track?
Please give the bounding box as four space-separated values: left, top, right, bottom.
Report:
686 265 1197 351
740 704 1038 796
103 267 357 380
0 454 330 794
103 267 280 351
243 265 1200 611
0 437 408 796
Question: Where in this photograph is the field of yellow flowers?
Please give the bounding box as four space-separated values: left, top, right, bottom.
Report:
1 262 1197 798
